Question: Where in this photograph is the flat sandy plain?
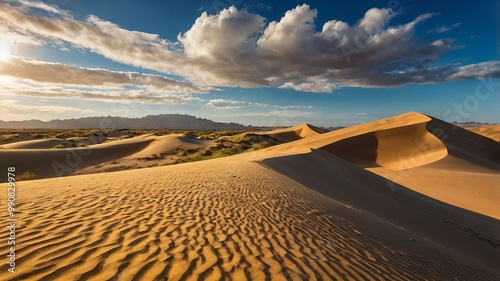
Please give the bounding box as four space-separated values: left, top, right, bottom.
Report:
0 112 498 280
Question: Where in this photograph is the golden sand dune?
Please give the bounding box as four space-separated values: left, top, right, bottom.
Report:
1 158 498 280
1 112 499 280
261 150 499 270
124 134 214 160
426 117 499 170
0 135 156 181
0 124 325 182
366 117 500 219
264 112 449 169
259 112 499 269
467 124 500 142
254 123 329 142
0 138 71 149
261 112 498 216
369 155 500 219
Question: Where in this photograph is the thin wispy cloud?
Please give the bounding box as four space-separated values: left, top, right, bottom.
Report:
427 22 461 34
227 110 316 118
279 82 338 93
0 58 209 93
205 99 320 110
0 57 209 104
0 79 201 105
206 99 246 110
0 99 97 121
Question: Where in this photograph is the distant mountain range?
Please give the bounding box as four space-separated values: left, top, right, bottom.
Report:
452 121 497 128
0 114 255 130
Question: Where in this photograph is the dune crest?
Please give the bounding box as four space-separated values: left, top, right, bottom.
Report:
124 134 213 159
1 138 71 149
254 123 328 142
265 112 448 170
320 122 448 169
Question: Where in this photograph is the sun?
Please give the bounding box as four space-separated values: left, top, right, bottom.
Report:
0 40 11 61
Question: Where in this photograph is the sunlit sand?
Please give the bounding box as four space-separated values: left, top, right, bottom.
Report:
0 112 498 280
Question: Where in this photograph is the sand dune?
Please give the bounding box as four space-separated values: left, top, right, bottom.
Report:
261 150 499 270
259 112 499 268
319 121 448 169
365 117 499 218
1 157 498 280
1 112 499 280
124 134 214 159
0 138 71 149
0 124 326 182
369 155 500 219
0 135 156 181
426 118 499 170
254 123 328 142
260 112 498 216
264 112 449 169
467 124 500 141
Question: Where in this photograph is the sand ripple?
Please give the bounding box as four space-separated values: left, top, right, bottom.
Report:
1 159 497 280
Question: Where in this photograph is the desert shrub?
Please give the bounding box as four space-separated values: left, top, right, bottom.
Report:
17 171 37 181
52 144 66 149
174 146 200 155
211 147 241 157
251 141 272 150
201 149 213 156
215 134 251 143
166 146 242 166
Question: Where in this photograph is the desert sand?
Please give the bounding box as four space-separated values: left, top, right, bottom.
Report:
467 124 500 141
0 112 498 280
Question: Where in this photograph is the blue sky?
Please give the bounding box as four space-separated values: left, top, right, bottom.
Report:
0 0 498 126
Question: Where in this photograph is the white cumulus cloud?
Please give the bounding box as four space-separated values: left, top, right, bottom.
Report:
0 1 498 95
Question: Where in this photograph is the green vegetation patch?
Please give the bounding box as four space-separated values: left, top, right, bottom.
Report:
17 171 37 181
215 134 251 143
52 144 66 149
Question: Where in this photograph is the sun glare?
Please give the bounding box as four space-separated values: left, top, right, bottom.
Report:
0 40 11 61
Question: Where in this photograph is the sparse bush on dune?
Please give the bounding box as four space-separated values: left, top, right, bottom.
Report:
194 130 249 140
166 146 245 166
251 141 272 150
158 133 277 166
201 149 212 156
17 171 37 181
52 144 66 149
215 134 251 143
75 142 89 148
174 145 200 156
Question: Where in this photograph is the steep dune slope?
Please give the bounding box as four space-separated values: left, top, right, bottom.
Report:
0 135 156 181
363 115 500 219
265 112 448 169
426 117 499 170
261 150 500 272
0 138 71 149
124 134 214 159
253 123 328 142
319 121 448 169
258 112 500 271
